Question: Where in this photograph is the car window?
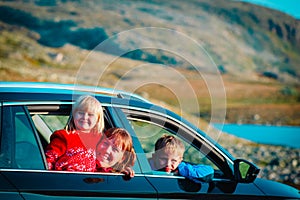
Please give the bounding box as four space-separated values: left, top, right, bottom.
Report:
0 105 44 169
129 119 218 168
124 109 219 175
28 104 72 147
38 115 68 133
32 114 69 145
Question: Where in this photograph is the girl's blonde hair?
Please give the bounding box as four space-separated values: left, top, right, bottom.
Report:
99 128 136 172
66 95 105 134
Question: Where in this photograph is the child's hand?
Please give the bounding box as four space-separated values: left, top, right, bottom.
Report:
122 167 135 179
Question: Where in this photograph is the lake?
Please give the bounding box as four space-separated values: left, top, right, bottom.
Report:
213 124 300 149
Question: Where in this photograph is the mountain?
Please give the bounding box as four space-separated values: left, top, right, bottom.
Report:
1 0 300 81
0 0 299 125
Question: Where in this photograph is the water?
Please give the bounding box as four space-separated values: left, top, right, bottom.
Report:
213 124 300 149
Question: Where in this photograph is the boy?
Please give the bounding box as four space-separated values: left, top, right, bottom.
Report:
148 134 214 182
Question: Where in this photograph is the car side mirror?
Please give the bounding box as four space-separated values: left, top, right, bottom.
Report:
234 159 260 183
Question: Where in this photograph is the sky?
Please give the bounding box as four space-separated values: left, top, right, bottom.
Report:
239 0 300 19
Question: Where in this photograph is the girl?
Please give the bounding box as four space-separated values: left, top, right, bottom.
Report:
96 127 136 177
45 95 105 171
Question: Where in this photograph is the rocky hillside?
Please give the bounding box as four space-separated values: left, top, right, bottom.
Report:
0 0 300 82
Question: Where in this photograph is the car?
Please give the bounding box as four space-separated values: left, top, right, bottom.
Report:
0 81 299 200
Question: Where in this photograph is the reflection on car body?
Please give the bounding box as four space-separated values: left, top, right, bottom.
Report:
0 82 299 199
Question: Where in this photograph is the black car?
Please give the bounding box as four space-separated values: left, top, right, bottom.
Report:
0 82 299 199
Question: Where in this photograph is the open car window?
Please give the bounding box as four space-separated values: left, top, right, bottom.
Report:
122 108 224 178
129 119 217 168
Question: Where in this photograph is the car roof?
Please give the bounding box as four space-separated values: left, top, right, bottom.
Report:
0 82 150 103
0 82 195 131
0 81 177 120
0 81 209 132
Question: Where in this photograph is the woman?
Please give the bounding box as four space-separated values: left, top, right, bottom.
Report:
96 127 136 177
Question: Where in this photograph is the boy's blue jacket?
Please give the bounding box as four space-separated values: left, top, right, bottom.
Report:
178 162 214 182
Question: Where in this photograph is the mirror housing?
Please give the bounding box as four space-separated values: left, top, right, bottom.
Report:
234 159 260 183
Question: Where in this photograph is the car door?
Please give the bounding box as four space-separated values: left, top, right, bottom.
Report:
119 106 266 200
0 102 157 200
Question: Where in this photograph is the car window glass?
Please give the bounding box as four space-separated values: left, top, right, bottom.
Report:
128 118 218 172
32 114 69 145
1 106 44 169
38 115 68 133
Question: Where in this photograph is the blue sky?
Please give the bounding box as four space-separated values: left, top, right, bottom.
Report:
238 0 300 19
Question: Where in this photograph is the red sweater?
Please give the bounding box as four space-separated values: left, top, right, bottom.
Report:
45 129 102 172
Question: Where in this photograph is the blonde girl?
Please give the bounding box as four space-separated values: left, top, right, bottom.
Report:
45 95 105 171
